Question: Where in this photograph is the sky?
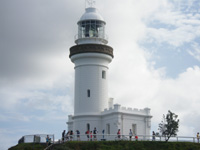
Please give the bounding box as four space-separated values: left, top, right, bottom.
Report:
0 0 200 149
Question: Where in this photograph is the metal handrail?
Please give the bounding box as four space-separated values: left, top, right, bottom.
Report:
44 134 199 150
18 134 54 144
57 134 199 143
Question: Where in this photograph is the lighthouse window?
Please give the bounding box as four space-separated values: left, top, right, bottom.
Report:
78 20 105 39
87 89 90 97
85 24 90 37
102 71 106 79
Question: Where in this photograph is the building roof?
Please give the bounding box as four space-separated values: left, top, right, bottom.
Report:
79 7 105 23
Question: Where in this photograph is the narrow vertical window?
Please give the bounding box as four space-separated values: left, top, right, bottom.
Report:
87 89 90 97
106 124 110 134
132 124 137 135
102 70 106 79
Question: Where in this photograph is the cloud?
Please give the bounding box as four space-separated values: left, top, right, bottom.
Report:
145 26 200 47
0 0 77 82
110 56 200 135
188 42 200 61
0 112 30 122
102 0 200 137
0 0 200 149
141 0 200 47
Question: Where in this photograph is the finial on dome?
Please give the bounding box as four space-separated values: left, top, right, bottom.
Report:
85 0 96 8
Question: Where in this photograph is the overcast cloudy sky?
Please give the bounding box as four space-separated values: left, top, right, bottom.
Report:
1 0 200 149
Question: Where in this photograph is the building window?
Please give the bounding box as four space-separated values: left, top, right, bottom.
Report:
132 124 137 135
87 89 90 97
102 71 106 79
87 123 90 131
106 124 110 134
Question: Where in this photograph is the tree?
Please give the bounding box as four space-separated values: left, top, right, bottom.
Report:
158 110 179 142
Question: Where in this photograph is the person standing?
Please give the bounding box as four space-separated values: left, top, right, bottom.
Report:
66 131 70 141
135 135 138 141
152 131 156 141
197 132 199 143
90 131 93 141
117 129 121 140
76 130 80 141
93 127 97 141
46 135 50 147
62 130 66 142
129 129 133 141
85 130 90 141
102 129 105 139
70 130 73 141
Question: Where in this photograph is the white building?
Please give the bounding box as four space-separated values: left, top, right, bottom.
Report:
67 4 152 139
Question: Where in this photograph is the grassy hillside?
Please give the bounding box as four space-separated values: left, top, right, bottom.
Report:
8 143 46 150
9 141 200 150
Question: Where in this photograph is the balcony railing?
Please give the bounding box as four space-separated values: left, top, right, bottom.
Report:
74 33 108 45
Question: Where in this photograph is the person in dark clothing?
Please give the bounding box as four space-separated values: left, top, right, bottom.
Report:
93 127 97 141
76 130 80 141
62 130 66 142
152 131 156 141
46 135 50 146
70 130 73 141
102 129 105 139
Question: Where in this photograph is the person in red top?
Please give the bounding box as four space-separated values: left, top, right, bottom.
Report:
85 130 90 141
117 129 121 139
90 131 93 141
135 135 138 141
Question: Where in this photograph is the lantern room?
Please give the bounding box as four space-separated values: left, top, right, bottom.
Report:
75 7 108 45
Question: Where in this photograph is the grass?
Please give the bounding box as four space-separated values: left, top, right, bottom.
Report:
8 143 46 150
9 141 200 150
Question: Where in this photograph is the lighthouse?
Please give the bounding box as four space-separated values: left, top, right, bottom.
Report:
70 6 113 116
67 2 152 139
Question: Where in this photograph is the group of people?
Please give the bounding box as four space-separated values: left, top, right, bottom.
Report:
117 129 138 141
61 127 100 142
61 128 140 142
60 129 161 142
85 127 98 141
48 130 200 144
62 130 80 142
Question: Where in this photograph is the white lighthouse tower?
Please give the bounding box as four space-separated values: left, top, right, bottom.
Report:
68 2 113 133
67 1 152 139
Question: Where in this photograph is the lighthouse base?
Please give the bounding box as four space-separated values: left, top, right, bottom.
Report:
67 103 152 141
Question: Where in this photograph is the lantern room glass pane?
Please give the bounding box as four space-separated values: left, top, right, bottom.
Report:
78 20 105 39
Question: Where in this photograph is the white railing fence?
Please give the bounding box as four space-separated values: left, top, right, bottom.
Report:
56 134 199 143
18 134 54 144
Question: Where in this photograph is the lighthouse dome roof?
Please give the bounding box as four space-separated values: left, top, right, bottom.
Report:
79 7 105 23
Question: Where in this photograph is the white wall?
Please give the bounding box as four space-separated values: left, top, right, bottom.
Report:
71 53 112 115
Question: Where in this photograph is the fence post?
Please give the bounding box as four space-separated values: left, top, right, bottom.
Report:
193 137 195 143
177 137 178 142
